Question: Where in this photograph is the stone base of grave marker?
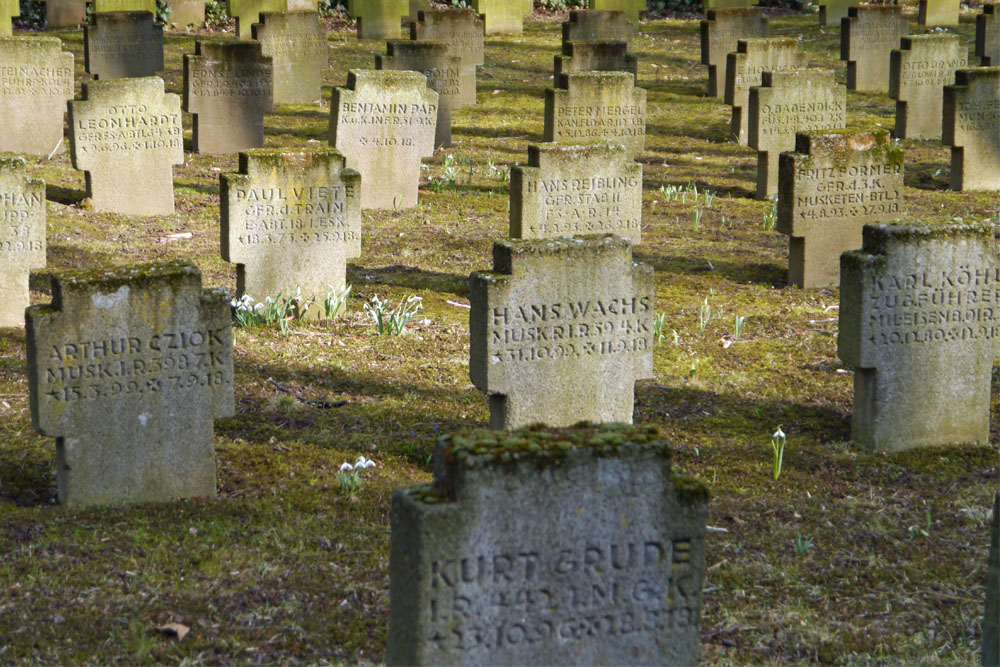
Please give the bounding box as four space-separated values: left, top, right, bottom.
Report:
0 157 46 328
943 67 1000 192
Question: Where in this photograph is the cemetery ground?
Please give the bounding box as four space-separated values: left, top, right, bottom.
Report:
0 9 998 664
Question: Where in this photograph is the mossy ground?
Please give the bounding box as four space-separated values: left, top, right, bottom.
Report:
1 6 998 664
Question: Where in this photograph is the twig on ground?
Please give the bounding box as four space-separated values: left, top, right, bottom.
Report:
267 377 347 409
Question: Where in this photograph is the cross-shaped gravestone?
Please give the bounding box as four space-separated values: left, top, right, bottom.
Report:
510 142 643 243
410 8 483 107
0 157 46 327
978 4 999 66
554 40 637 89
943 67 1000 192
253 12 327 104
1 0 18 36
469 235 654 430
84 11 164 79
183 40 273 154
68 77 184 215
818 0 852 27
470 0 530 35
329 69 438 210
724 37 799 144
25 260 234 506
544 71 647 158
165 0 205 27
986 492 999 667
918 0 959 26
777 129 904 288
563 9 634 50
700 8 768 98
221 149 361 314
46 0 86 27
348 0 407 39
838 222 1000 451
0 37 74 156
889 35 967 139
841 6 909 92
591 0 645 23
92 0 154 11
227 0 284 39
748 68 846 199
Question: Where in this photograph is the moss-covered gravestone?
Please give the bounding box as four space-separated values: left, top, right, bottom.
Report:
705 0 755 9
387 424 708 666
591 0 645 23
841 6 909 92
329 70 438 210
0 37 74 156
748 69 846 200
979 4 999 66
183 40 273 154
889 35 967 139
918 0 959 26
544 72 646 159
725 37 799 144
1 0 17 36
84 12 164 80
46 0 86 27
252 12 327 105
470 235 654 430
510 143 642 243
92 0 154 10
165 0 205 27
563 10 634 50
25 261 234 506
469 0 530 36
986 492 999 667
0 157 45 328
410 8 483 107
700 8 768 99
69 77 183 215
838 223 1000 452
777 130 904 288
348 0 407 40
227 0 283 38
943 67 1000 192
554 40 637 89
818 0 853 27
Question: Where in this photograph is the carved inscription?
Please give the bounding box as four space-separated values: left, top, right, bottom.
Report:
552 103 645 142
72 103 182 156
954 98 1000 132
755 99 845 137
899 55 967 87
521 174 640 237
232 185 358 246
0 63 73 95
189 64 270 98
339 101 437 138
793 163 902 221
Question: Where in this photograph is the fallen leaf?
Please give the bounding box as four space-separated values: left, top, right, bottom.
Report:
156 623 190 641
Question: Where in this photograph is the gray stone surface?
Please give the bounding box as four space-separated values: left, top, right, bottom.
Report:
221 149 361 314
84 11 164 80
329 69 438 210
0 156 46 328
700 7 768 98
510 142 642 243
544 72 646 158
986 492 999 667
183 40 273 154
46 0 86 27
92 0 153 10
0 37 74 156
563 9 634 50
704 0 755 9
841 6 909 92
838 222 1000 451
470 0 530 36
227 0 284 38
889 34 967 139
252 11 327 104
410 8 483 107
387 423 708 666
469 235 654 430
25 260 234 506
554 40 637 89
591 0 645 22
979 4 1000 66
408 0 427 20
777 129 904 288
724 37 799 144
943 67 1000 192
68 76 184 216
348 0 408 40
918 0 959 26
1 0 16 36
165 0 205 27
818 0 852 28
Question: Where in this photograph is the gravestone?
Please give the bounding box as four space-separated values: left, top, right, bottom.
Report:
411 8 483 107
986 492 999 667
252 11 327 105
408 0 427 20
221 149 361 313
943 67 1000 192
818 0 852 28
978 4 999 66
841 6 909 92
92 0 154 10
700 8 768 98
329 69 437 210
348 0 407 39
889 34 967 139
84 11 164 80
470 0 530 36
591 0 645 23
918 0 959 26
165 0 205 27
25 260 234 507
183 40 273 154
544 72 646 159
554 40 638 89
705 0 756 10
46 0 86 27
387 423 708 666
510 142 642 243
777 129 904 288
2 0 17 36
0 157 46 328
377 40 467 149
68 77 183 215
0 37 74 156
227 0 284 38
748 68 847 199
725 37 799 144
563 10 634 50
469 235 654 430
838 222 1000 451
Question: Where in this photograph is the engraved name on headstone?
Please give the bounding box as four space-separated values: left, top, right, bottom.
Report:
889 34 967 139
544 71 646 159
469 0 530 36
0 36 74 156
918 0 959 26
943 67 1000 192
563 9 634 50
0 156 45 328
348 0 408 40
411 8 483 107
978 4 999 66
724 37 799 144
841 6 909 92
700 8 768 99
252 11 327 105
554 40 637 89
84 11 164 80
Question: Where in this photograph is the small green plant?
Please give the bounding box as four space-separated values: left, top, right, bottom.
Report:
336 456 376 495
733 315 746 340
485 159 510 186
770 425 786 480
323 283 352 320
794 534 814 557
659 184 681 202
698 297 712 332
363 294 423 335
231 289 310 334
691 207 704 230
762 201 777 231
652 313 667 344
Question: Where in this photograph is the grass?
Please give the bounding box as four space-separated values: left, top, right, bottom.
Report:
1 6 998 664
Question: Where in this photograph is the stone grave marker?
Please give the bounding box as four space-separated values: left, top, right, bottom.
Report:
46 0 86 27
748 68 847 199
25 260 234 506
705 0 756 10
183 40 273 154
943 67 1000 192
554 40 638 89
377 40 467 149
0 37 74 156
777 129 904 288
68 77 183 215
700 7 768 98
470 0 530 36
591 0 645 23
227 0 283 38
348 0 407 40
510 142 642 243
986 492 999 667
84 11 164 80
469 235 654 430
252 11 327 105
889 34 967 139
563 9 634 50
978 4 999 66
838 222 1000 451
165 0 205 27
725 37 799 144
918 0 959 26
410 8 483 107
841 6 909 92
221 149 361 313
544 72 646 159
329 69 437 210
818 0 853 28
92 0 154 10
2 0 17 36
408 0 427 20
387 423 708 666
0 157 46 328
